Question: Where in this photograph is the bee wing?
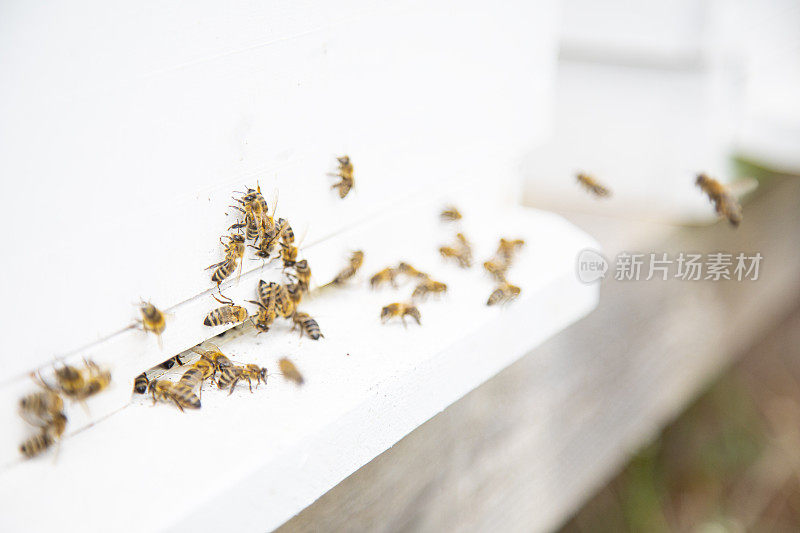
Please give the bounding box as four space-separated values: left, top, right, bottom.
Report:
727 177 758 198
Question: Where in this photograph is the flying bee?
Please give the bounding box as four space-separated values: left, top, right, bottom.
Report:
133 372 149 394
397 262 429 280
577 173 611 198
323 250 365 287
412 279 447 301
292 311 323 340
497 238 525 262
203 294 248 327
292 259 312 292
439 246 471 268
381 302 421 327
483 259 508 283
328 155 354 199
696 173 743 227
40 359 111 401
20 412 67 459
487 282 521 306
139 300 166 346
440 233 472 268
369 267 399 289
19 390 64 427
217 364 267 395
278 358 304 385
440 205 462 222
148 379 200 411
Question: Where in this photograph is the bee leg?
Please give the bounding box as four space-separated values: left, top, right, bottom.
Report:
247 377 253 393
171 397 185 412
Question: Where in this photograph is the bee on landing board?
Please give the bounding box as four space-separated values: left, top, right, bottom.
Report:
576 173 611 198
191 344 233 381
148 379 200 411
487 282 521 306
133 372 149 394
381 302 421 327
217 364 267 395
203 294 249 327
696 173 743 227
139 300 166 346
249 280 279 333
291 311 323 340
328 155 354 199
291 259 312 292
278 358 304 385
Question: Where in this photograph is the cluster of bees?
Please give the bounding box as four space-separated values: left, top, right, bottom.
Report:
19 359 111 458
138 344 303 411
369 261 446 326
577 172 745 227
483 239 525 305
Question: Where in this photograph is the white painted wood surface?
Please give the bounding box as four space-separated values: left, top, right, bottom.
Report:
0 0 558 379
0 205 599 533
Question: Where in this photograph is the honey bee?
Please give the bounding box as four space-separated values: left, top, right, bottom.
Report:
191 344 233 380
412 279 447 301
381 302 421 326
323 250 365 287
276 218 294 245
292 259 312 291
274 284 296 318
280 242 299 269
139 300 166 345
133 372 149 394
148 379 200 411
278 358 304 385
577 173 611 197
328 155 354 198
483 259 508 283
203 294 249 327
249 282 279 333
177 359 214 399
217 364 267 395
19 390 64 427
369 267 399 289
20 412 67 458
497 238 525 262
696 173 743 227
487 282 521 306
285 281 305 305
207 256 238 286
229 210 260 242
397 262 429 280
233 182 270 228
159 355 183 370
292 311 323 340
440 205 462 222
249 224 280 261
439 233 472 268
40 359 111 401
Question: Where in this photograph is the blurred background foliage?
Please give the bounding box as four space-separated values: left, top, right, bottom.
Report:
560 303 800 533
